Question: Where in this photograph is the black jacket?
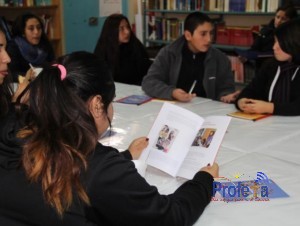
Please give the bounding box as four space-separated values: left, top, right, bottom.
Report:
0 109 213 226
251 19 275 52
6 39 54 82
236 59 300 116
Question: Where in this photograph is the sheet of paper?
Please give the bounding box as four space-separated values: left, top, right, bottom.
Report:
99 0 122 17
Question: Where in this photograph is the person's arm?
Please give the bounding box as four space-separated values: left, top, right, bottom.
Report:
273 101 300 116
251 21 274 52
120 137 149 160
272 71 300 116
215 51 235 100
235 60 274 111
136 41 153 85
141 47 176 99
7 41 29 82
88 148 215 226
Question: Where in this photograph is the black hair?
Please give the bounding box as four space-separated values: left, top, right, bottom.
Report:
0 24 12 117
275 18 300 63
93 13 147 80
18 51 115 215
184 12 212 35
276 4 298 19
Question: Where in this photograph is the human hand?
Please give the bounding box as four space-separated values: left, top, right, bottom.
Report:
12 69 34 103
200 162 219 178
220 90 241 103
172 88 196 102
238 98 274 114
128 137 149 160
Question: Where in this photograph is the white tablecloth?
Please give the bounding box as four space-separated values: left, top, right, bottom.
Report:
101 83 300 226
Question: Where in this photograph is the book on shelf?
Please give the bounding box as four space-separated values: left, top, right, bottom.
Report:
115 94 153 105
227 111 271 121
139 103 231 179
147 0 202 10
228 55 244 83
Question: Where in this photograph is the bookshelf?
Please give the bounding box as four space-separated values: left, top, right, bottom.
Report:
143 0 278 49
0 0 64 56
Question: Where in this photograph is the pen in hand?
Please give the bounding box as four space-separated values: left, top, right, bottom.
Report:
188 80 197 94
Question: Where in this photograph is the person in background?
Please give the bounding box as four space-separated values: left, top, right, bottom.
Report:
0 24 12 117
251 4 298 53
94 14 152 86
142 12 239 103
7 13 55 82
0 51 218 226
236 18 300 116
237 4 298 71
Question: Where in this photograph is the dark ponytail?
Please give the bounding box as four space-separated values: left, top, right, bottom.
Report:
18 51 115 216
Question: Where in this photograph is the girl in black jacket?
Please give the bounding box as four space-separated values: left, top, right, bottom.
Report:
236 19 300 116
0 51 218 226
94 14 152 85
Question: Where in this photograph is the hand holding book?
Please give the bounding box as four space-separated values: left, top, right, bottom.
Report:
139 103 231 179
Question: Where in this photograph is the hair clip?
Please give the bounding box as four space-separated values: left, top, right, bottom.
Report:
52 64 67 80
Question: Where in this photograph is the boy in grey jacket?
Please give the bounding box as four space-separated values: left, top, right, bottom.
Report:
142 12 240 103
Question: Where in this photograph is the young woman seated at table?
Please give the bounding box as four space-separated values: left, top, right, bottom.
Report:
0 51 218 226
94 14 152 85
7 13 54 82
236 19 300 116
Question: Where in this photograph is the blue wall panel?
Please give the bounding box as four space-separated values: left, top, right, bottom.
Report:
63 0 128 54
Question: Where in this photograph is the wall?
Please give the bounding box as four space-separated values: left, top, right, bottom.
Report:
62 0 133 54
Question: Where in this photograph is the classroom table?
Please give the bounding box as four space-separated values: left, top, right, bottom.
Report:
100 82 300 226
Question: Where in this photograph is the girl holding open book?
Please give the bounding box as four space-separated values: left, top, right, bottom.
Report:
0 51 218 225
236 18 300 116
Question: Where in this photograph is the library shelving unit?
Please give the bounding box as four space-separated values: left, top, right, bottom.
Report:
0 0 64 56
142 0 278 51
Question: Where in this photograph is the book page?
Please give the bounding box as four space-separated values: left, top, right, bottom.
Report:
177 116 231 179
139 103 204 177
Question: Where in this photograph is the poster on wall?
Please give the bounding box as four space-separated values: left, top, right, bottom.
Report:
99 0 122 17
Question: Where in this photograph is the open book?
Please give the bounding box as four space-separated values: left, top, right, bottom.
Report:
139 103 231 179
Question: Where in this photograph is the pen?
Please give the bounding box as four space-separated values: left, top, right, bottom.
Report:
29 63 34 70
188 80 197 94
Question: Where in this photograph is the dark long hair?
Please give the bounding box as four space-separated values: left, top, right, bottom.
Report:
0 25 12 117
93 14 144 78
18 51 115 216
12 13 54 58
276 4 298 19
275 18 300 63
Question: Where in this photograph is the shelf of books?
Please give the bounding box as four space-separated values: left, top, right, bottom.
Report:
0 0 64 56
143 0 279 48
